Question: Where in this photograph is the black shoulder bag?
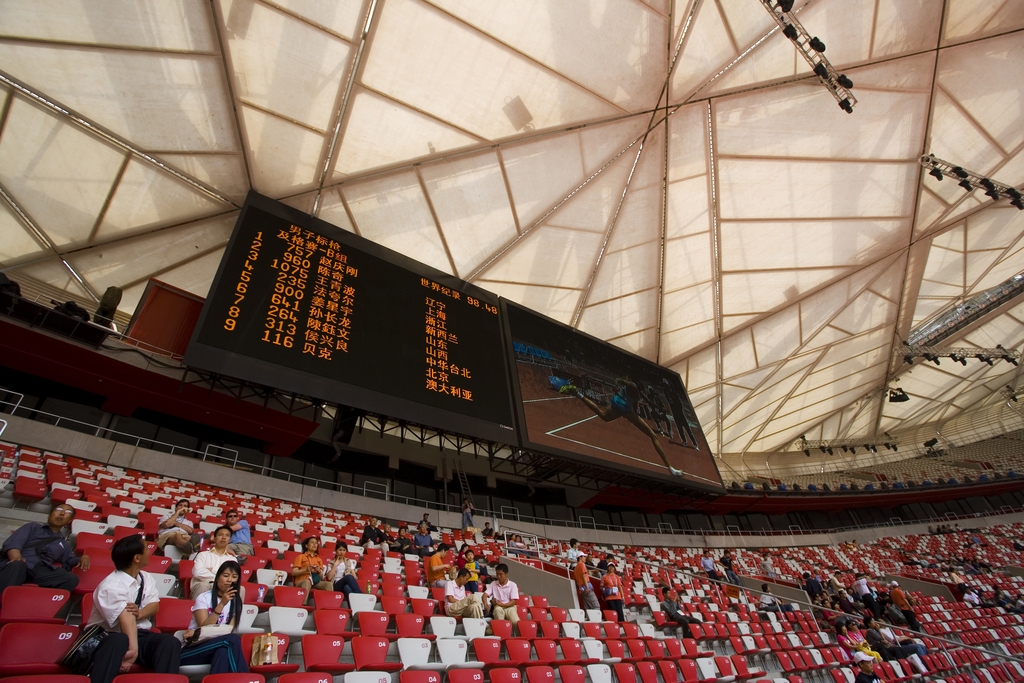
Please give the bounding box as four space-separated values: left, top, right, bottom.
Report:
59 576 145 675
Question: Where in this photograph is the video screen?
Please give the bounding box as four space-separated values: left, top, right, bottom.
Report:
503 300 722 490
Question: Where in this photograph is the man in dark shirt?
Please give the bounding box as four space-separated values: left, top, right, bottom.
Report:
0 503 90 606
360 517 389 552
720 550 740 584
803 572 824 599
597 553 613 576
393 527 415 555
420 513 438 533
482 523 495 539
660 588 702 639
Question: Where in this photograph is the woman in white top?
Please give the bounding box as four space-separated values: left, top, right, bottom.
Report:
191 527 241 600
180 560 250 674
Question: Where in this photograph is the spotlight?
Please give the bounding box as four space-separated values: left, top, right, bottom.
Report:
870 445 878 453
976 354 994 366
986 188 1002 200
783 24 798 40
778 0 795 11
1001 353 1019 367
1012 198 1024 211
820 446 827 454
959 179 974 191
804 448 811 457
892 444 897 452
813 63 829 80
952 166 969 178
838 99 853 114
836 74 854 89
924 438 939 448
1008 386 1019 403
980 178 996 191
929 168 944 181
884 442 892 450
841 446 849 453
809 37 826 52
1009 188 1023 201
827 447 833 455
888 388 909 403
903 355 914 365
950 354 967 365
923 353 940 365
850 446 857 454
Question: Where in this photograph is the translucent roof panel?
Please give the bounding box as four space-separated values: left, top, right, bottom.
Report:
1 0 1023 474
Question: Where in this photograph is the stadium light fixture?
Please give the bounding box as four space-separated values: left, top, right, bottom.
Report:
921 155 1024 210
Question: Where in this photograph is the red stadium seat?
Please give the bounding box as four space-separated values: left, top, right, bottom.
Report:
449 671 487 683
491 668 524 683
1 677 89 683
301 634 355 674
614 662 638 683
352 635 402 671
0 586 70 625
154 597 195 633
313 609 357 637
312 591 345 611
274 586 308 608
202 675 267 683
358 611 396 639
396 613 432 639
401 672 443 683
527 666 557 683
559 665 588 683
0 623 79 677
111 675 188 682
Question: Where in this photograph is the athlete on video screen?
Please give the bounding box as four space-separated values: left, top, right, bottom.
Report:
560 377 682 476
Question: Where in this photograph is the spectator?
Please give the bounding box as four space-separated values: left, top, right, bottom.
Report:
852 572 882 618
889 581 921 632
460 547 481 593
759 584 794 613
803 571 824 599
574 552 599 610
445 568 484 618
853 652 882 683
0 503 88 606
700 550 720 581
486 563 520 627
567 538 581 565
292 537 331 605
223 509 253 557
428 543 452 588
393 527 415 556
382 524 395 546
828 571 844 595
461 499 474 530
324 545 362 601
157 499 201 555
602 563 625 622
360 517 390 553
421 513 438 533
597 553 612 576
720 549 740 584
413 523 435 557
482 522 495 539
870 617 928 659
837 589 863 614
760 552 777 579
86 535 181 683
962 587 980 607
837 623 882 662
660 587 702 638
180 560 249 675
191 526 241 600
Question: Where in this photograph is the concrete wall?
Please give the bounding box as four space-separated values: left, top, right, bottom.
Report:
881 573 955 602
737 575 809 608
500 555 578 610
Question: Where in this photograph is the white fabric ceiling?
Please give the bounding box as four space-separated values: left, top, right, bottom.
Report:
2 0 1023 475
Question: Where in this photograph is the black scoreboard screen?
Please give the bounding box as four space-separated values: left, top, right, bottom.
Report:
502 300 722 491
185 192 518 444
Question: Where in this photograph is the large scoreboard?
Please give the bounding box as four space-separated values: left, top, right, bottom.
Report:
185 192 518 443
187 191 720 491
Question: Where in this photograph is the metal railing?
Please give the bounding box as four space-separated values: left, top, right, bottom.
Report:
2 392 1023 539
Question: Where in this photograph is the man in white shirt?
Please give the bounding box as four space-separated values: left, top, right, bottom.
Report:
156 499 200 555
758 584 794 613
567 538 581 566
445 568 484 618
191 526 245 600
852 572 882 618
87 535 181 683
485 563 519 626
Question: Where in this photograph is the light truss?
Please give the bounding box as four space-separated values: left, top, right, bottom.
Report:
795 435 898 456
758 0 857 112
920 155 1024 210
895 344 1020 367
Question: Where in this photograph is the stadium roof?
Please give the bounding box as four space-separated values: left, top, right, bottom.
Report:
2 0 1023 478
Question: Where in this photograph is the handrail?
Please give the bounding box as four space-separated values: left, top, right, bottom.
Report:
1 392 1023 539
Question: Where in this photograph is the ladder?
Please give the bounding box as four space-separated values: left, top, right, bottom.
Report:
453 459 472 506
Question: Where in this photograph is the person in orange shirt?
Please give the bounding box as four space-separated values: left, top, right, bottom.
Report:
292 537 330 605
574 551 599 610
427 543 452 588
888 581 921 632
602 563 625 622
